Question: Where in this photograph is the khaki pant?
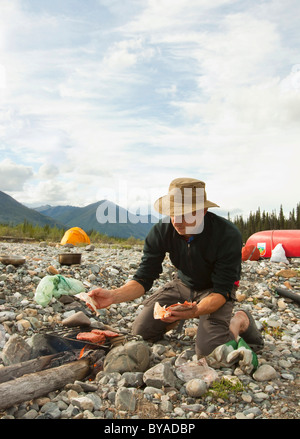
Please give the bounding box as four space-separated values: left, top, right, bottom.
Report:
132 277 236 357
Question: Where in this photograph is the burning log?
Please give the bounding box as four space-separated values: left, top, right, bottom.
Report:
0 350 104 411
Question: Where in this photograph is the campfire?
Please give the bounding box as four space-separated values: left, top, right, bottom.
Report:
0 324 131 412
36 326 120 354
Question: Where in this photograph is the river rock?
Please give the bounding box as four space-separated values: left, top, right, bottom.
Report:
1 334 32 365
62 311 91 327
275 269 299 278
118 371 144 388
186 378 208 397
103 340 150 373
253 364 278 381
143 362 176 388
115 387 136 411
70 396 95 411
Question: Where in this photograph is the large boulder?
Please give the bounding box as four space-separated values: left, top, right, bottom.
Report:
103 340 150 373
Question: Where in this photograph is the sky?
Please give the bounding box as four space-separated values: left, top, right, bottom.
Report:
0 0 299 221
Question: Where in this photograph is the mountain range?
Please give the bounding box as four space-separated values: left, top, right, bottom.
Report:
0 191 65 229
0 190 159 239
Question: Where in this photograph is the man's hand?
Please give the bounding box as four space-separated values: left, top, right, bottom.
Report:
161 302 198 323
87 280 145 310
161 293 226 323
87 288 114 309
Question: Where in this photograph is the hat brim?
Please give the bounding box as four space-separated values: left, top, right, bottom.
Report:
154 195 219 216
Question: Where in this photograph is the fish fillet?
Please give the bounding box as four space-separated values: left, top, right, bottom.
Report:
76 329 120 344
75 292 99 315
154 301 196 319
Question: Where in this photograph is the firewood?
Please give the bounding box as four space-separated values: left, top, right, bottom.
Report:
0 356 91 411
0 352 69 384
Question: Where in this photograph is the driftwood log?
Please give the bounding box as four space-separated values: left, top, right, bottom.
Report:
275 287 300 305
0 352 68 384
0 351 102 411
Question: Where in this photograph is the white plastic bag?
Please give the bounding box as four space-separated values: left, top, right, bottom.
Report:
270 243 289 263
175 351 218 385
34 275 85 306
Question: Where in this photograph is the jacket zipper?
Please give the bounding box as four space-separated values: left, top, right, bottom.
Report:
187 241 192 270
187 241 195 301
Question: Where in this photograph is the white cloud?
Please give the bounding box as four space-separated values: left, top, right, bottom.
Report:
175 76 300 133
156 84 177 97
123 0 238 32
102 39 145 70
195 14 281 90
0 0 299 218
38 164 60 180
20 180 71 206
280 64 300 92
0 159 34 191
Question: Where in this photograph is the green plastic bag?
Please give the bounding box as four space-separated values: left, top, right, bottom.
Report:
34 274 85 307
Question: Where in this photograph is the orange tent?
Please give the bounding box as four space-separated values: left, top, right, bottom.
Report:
60 227 90 246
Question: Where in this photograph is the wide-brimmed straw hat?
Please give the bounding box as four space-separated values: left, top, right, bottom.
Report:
154 178 219 216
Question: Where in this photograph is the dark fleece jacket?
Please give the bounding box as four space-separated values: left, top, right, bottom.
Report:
133 212 242 300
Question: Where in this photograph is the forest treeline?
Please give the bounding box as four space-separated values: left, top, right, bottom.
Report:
0 221 143 246
229 203 300 243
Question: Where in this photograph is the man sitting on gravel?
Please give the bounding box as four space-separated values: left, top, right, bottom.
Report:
88 178 264 358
